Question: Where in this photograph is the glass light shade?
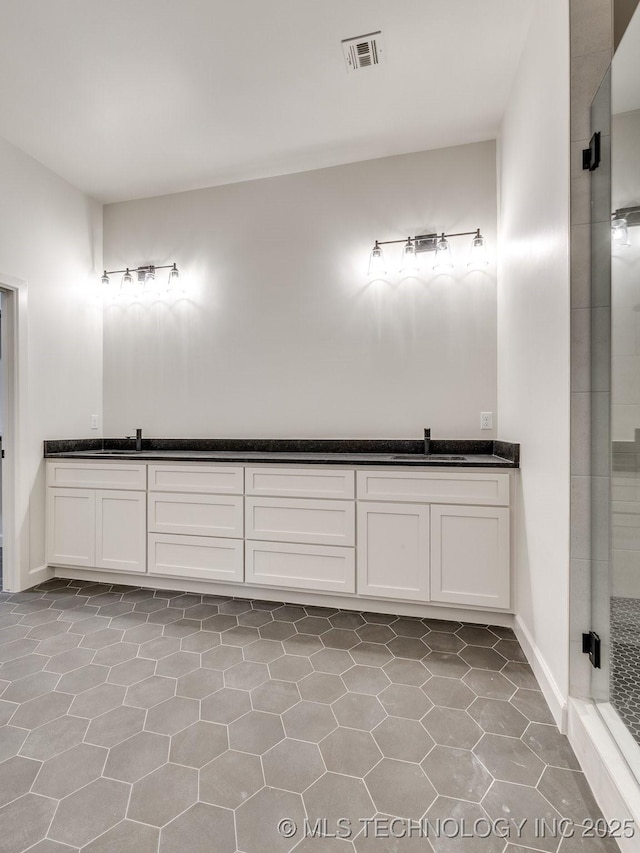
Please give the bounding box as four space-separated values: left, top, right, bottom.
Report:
121 269 133 294
433 236 453 271
101 271 121 299
467 233 489 268
399 240 420 274
368 243 387 279
167 263 182 291
131 271 145 298
144 268 158 293
612 218 630 247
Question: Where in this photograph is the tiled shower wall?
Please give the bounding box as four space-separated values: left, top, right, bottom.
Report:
569 0 613 700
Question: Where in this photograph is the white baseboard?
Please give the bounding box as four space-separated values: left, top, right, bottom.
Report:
25 563 54 590
3 563 53 593
514 613 567 732
568 698 640 852
52 567 515 627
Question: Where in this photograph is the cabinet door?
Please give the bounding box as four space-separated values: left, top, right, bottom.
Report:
95 490 147 573
357 502 430 601
430 505 510 609
46 489 96 567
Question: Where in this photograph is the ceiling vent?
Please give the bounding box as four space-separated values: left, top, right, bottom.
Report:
341 32 384 73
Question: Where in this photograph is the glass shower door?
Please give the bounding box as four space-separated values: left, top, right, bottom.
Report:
591 4 640 770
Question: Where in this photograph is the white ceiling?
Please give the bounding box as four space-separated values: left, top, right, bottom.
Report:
0 0 533 202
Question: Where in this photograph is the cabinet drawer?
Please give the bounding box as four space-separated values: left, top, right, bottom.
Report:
245 541 355 593
245 467 355 499
148 465 243 494
430 505 510 609
148 493 243 538
357 470 510 506
47 461 146 491
148 533 243 583
245 497 355 546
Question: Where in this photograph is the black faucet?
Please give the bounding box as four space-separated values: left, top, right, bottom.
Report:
424 428 431 455
126 428 143 452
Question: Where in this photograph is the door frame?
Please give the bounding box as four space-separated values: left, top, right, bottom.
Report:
0 272 28 593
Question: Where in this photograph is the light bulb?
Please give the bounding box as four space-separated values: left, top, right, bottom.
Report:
467 232 489 268
433 235 453 271
612 218 630 247
399 239 420 275
100 270 110 289
368 242 387 279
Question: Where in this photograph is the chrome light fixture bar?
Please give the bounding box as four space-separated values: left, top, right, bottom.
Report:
368 228 488 279
100 263 181 297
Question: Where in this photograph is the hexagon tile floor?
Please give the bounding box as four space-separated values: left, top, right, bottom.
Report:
0 579 620 853
611 597 640 744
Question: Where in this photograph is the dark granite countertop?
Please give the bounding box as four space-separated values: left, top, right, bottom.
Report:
44 438 519 468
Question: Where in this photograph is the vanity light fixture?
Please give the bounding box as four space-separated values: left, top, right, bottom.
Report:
99 263 181 298
368 228 487 278
611 206 640 247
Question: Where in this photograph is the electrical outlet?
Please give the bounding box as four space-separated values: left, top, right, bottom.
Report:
480 412 493 430
91 415 98 430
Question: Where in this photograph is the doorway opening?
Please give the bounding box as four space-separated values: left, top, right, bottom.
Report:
0 293 3 588
0 276 25 594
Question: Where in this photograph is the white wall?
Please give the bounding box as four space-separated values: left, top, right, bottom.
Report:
497 0 571 723
103 143 498 440
0 135 103 590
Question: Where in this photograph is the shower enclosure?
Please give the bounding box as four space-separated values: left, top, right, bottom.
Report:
590 4 640 776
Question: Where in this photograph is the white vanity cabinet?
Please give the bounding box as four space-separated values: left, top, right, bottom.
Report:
45 458 515 616
355 470 511 609
46 463 147 573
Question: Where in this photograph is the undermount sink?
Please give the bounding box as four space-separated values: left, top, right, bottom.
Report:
391 454 466 461
94 450 141 456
